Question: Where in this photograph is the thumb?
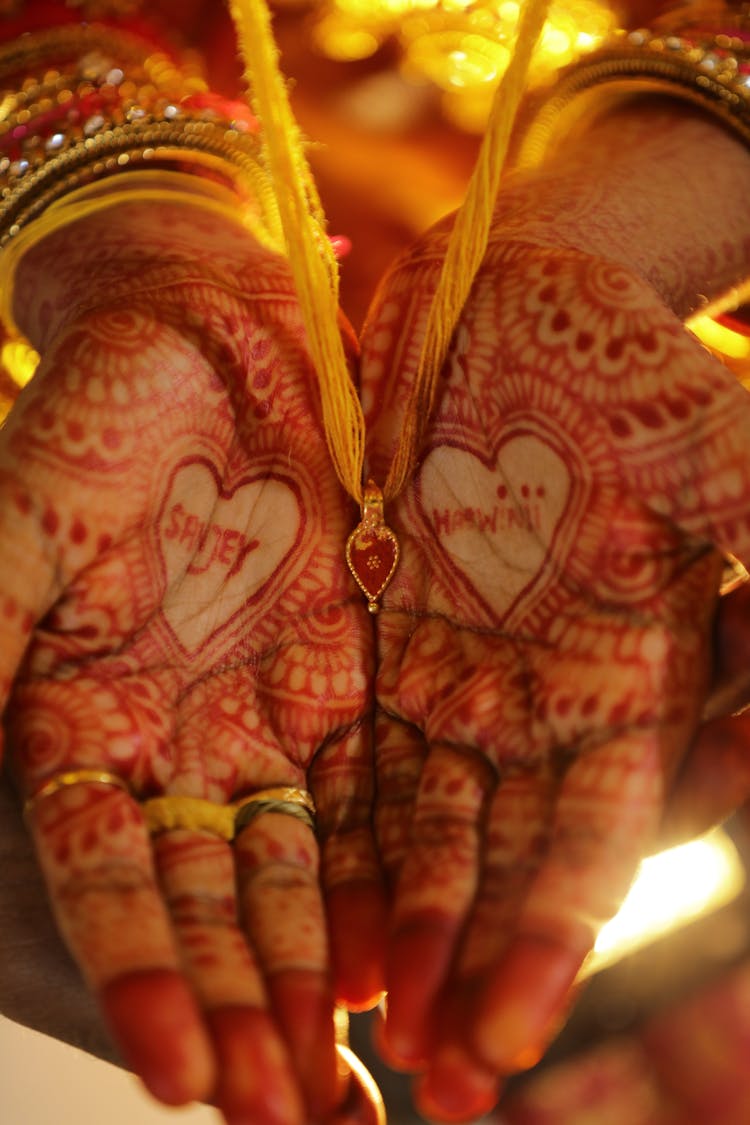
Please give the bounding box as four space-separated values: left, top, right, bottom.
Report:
0 466 63 763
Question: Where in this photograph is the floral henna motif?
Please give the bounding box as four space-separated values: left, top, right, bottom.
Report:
360 231 750 1108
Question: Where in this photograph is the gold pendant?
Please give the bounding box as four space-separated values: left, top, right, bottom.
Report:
346 480 400 614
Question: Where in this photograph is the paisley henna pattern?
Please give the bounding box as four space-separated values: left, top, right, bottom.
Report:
0 200 380 1122
361 221 750 1118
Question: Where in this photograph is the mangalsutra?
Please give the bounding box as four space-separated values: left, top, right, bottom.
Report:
229 0 552 611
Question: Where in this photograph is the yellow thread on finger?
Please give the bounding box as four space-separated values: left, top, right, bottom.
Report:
142 795 237 841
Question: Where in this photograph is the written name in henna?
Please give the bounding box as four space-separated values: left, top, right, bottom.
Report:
432 501 543 537
163 502 260 577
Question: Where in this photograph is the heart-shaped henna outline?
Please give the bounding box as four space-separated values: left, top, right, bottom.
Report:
414 418 591 625
154 456 306 658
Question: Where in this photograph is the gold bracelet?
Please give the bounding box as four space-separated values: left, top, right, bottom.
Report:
517 19 750 167
24 768 131 817
143 787 317 841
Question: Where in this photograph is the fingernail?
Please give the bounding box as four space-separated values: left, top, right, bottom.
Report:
415 1045 501 1123
474 938 582 1072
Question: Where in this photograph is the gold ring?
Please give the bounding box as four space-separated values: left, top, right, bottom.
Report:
234 787 316 836
24 769 130 817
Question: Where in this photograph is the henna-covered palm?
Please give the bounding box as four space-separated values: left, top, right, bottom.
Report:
361 230 750 1120
0 203 383 1125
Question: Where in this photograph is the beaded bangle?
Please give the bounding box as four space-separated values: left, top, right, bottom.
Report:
516 16 750 167
0 22 278 246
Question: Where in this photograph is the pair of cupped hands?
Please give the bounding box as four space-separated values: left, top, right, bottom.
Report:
2 165 750 1125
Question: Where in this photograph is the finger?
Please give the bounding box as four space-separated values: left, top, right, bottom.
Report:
415 771 556 1121
234 809 345 1122
312 722 389 1012
474 730 664 1073
26 782 215 1105
0 466 67 758
662 713 750 844
384 745 493 1067
372 712 429 892
414 1045 501 1125
153 829 303 1125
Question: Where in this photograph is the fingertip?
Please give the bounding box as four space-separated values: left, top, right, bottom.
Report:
207 1006 304 1125
473 937 583 1073
268 969 344 1121
99 969 215 1106
371 1004 424 1073
327 881 388 1011
414 1046 501 1124
384 916 456 1066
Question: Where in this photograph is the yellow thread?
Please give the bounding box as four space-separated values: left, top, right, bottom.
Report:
142 795 237 840
227 0 550 507
384 0 552 501
229 0 366 506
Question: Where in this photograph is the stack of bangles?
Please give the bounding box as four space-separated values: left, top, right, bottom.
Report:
23 769 317 840
0 3 747 262
0 3 746 253
0 3 279 254
516 3 750 165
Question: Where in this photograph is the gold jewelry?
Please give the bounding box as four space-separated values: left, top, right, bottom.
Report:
24 768 130 816
142 787 316 841
345 480 400 615
233 786 316 835
516 19 750 168
0 24 278 248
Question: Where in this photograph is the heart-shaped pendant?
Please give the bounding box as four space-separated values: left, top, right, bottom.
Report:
346 480 400 614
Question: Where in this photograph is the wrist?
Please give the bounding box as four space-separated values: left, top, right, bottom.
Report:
10 181 286 348
499 97 750 319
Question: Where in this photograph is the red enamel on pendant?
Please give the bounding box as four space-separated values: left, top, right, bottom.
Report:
346 480 400 614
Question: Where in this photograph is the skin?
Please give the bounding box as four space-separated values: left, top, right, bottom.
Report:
360 103 750 1120
499 956 750 1123
0 197 386 1124
3 13 750 1125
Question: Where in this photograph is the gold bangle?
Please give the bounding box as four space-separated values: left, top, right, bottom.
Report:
142 787 317 841
24 768 131 817
0 117 273 247
517 22 750 168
